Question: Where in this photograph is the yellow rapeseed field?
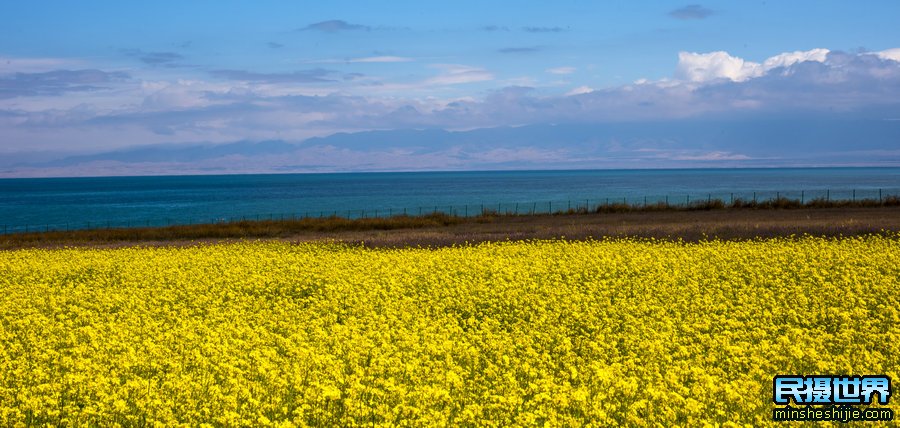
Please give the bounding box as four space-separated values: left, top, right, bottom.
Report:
1 236 898 426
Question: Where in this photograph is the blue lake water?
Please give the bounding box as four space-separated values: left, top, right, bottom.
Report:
1 168 899 233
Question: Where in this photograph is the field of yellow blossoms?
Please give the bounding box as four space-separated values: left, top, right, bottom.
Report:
1 236 898 426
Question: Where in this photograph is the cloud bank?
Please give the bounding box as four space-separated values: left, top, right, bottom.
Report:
2 47 900 175
0 69 129 99
675 48 830 82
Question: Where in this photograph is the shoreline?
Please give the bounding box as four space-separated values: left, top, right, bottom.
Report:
3 205 900 250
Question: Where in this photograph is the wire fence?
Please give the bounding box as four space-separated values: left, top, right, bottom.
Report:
2 187 899 235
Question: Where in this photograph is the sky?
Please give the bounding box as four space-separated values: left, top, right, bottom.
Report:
1 1 900 176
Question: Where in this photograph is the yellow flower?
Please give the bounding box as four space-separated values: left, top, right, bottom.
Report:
0 235 897 426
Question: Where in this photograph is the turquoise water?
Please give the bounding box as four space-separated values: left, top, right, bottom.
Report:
1 168 899 233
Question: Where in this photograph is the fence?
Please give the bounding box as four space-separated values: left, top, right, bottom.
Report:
2 187 899 235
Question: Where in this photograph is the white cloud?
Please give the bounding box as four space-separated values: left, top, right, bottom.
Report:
349 56 413 63
304 56 413 64
676 48 829 83
872 48 900 62
425 64 493 85
546 66 576 75
676 51 763 82
565 86 594 96
139 79 237 110
762 48 829 71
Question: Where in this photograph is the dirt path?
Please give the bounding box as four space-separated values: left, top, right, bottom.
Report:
304 207 900 247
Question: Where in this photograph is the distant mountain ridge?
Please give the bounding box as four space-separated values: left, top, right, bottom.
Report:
32 140 298 167
4 119 899 177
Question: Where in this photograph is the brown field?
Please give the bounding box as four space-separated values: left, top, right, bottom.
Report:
3 204 900 250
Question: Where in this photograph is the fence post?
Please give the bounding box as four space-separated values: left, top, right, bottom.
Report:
202 196 890 219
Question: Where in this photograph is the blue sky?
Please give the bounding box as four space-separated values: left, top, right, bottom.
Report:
2 1 900 176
